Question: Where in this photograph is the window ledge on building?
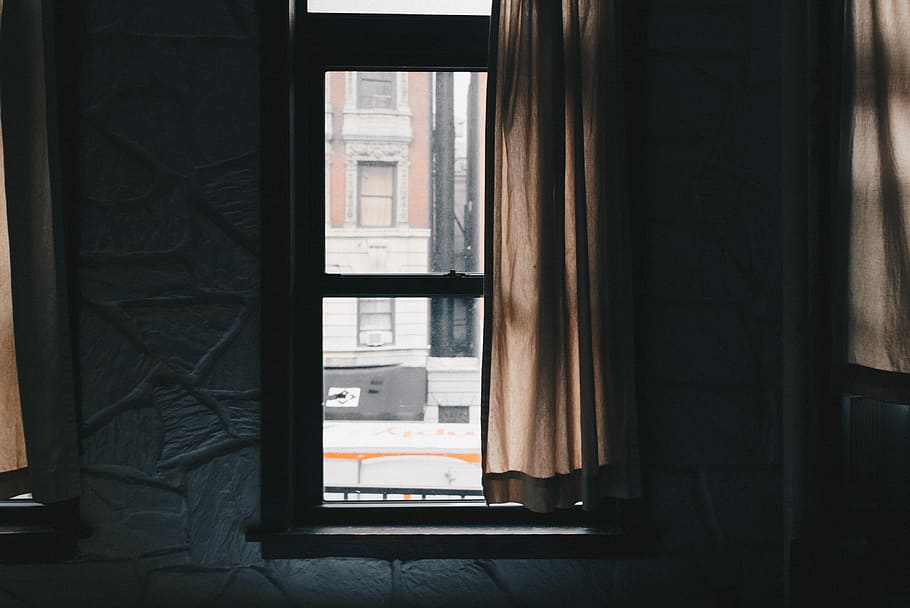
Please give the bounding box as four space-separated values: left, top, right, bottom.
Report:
325 226 432 239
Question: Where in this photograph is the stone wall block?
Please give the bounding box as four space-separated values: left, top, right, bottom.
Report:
118 299 246 376
491 560 613 607
79 303 157 421
184 43 259 165
142 567 232 608
199 309 260 391
185 449 260 566
156 385 244 466
269 559 393 607
79 470 186 559
397 559 507 608
82 405 163 475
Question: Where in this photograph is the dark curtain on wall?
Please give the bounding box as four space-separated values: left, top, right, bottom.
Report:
0 0 80 503
481 0 640 512
836 0 910 403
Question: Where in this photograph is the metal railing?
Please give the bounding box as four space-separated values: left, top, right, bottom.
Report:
325 485 484 501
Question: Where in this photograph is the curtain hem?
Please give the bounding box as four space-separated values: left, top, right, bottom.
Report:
836 362 910 404
484 465 641 513
0 467 29 499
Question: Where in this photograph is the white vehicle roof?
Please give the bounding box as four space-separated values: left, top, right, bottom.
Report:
323 421 480 455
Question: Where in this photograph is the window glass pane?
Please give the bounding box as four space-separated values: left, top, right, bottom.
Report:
358 297 394 345
323 297 482 501
308 0 491 16
325 71 486 274
357 72 395 109
358 162 395 226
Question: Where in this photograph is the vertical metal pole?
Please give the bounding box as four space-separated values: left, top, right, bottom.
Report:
432 72 456 355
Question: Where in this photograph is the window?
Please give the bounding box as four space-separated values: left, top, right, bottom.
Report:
357 298 394 346
260 1 491 528
323 70 485 502
357 72 396 109
357 162 395 226
255 0 646 559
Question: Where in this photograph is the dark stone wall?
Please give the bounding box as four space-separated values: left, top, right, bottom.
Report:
0 1 785 606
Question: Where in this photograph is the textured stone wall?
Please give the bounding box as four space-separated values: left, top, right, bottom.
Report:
0 1 784 606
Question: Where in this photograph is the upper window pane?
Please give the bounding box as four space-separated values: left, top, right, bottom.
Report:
308 0 491 16
325 71 486 274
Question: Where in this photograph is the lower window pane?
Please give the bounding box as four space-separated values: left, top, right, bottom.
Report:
323 297 482 501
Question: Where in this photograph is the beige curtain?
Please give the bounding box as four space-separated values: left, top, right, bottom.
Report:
838 0 910 400
0 108 29 498
482 0 640 512
0 0 80 503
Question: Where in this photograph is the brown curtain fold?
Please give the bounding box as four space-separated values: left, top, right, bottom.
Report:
837 0 910 403
0 0 79 503
482 0 640 512
0 88 29 496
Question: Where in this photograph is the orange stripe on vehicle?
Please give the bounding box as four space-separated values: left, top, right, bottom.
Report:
323 452 482 465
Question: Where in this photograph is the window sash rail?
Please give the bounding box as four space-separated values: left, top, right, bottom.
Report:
321 272 483 297
301 13 490 70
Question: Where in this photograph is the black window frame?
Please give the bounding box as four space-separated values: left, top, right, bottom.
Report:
255 0 654 559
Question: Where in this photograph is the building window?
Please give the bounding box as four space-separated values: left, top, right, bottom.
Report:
357 71 396 109
357 162 395 227
357 298 394 346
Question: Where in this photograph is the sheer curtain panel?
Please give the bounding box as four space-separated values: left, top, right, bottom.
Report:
837 0 910 401
482 0 640 512
0 0 80 503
